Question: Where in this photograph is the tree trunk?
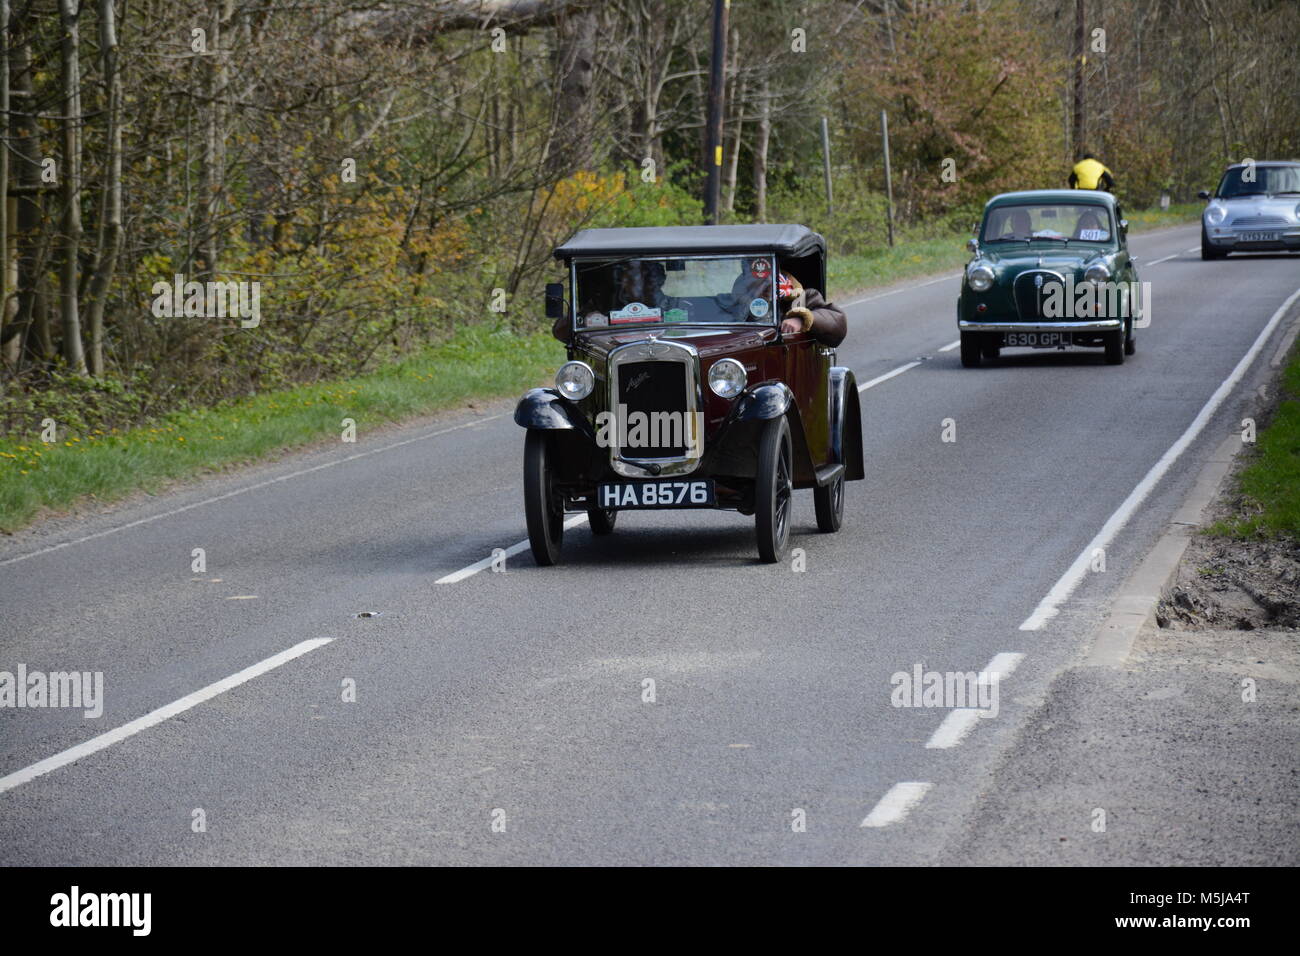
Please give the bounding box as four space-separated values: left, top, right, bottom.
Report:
548 7 597 177
84 0 124 377
722 27 743 214
752 78 770 222
58 0 86 373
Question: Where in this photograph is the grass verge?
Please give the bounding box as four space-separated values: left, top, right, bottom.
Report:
0 203 1204 534
1206 341 1300 539
0 324 560 532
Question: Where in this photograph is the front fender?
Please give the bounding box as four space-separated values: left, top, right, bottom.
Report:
733 382 794 422
829 367 865 481
514 388 595 441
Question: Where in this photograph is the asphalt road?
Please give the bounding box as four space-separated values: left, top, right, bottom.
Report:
2 223 1297 865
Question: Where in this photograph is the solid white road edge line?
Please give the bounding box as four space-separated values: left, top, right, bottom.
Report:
0 416 503 569
1019 283 1300 631
861 781 933 827
0 638 334 795
924 652 1026 749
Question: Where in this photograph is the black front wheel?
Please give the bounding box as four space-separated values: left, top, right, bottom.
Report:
960 331 982 368
755 416 793 562
980 334 1001 361
1104 325 1125 365
523 430 564 565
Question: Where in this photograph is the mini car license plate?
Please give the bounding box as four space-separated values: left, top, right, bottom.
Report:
1005 332 1068 348
1240 231 1279 242
597 480 715 509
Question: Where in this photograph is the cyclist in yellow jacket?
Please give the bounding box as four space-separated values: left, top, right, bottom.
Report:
1069 152 1115 192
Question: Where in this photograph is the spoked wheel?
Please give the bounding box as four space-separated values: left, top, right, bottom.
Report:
587 506 617 535
960 331 982 368
755 416 793 563
813 469 844 533
523 430 564 565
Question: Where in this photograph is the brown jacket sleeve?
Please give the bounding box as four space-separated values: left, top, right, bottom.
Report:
800 289 847 347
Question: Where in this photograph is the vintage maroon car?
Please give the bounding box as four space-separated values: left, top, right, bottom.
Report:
514 224 864 565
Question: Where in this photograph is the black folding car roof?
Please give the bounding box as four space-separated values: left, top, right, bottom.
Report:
553 224 825 260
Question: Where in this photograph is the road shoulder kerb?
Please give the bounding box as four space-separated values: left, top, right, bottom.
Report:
1084 302 1300 668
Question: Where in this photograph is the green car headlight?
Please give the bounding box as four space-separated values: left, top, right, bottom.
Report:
967 263 995 292
555 361 595 401
1084 262 1111 286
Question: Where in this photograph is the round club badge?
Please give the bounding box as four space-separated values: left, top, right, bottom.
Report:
749 296 770 318
751 258 771 279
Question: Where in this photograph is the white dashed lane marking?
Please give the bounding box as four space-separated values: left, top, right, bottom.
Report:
861 782 933 828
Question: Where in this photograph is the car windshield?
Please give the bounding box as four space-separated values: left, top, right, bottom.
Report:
1216 165 1300 197
981 203 1114 244
573 255 777 329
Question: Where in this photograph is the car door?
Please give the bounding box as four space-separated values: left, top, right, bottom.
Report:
782 330 831 468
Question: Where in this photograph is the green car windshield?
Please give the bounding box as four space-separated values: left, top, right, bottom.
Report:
981 203 1115 245
573 255 777 329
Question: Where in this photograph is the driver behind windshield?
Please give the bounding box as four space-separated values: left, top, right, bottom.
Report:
729 265 846 346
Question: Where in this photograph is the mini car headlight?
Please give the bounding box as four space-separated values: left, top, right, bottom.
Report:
967 263 995 292
1084 262 1111 285
1294 202 1300 221
708 358 747 398
1205 203 1227 225
555 361 594 401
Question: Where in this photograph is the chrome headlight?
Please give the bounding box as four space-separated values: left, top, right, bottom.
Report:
555 361 594 401
1084 262 1111 285
967 262 995 292
1294 202 1300 221
708 358 747 398
1205 203 1227 225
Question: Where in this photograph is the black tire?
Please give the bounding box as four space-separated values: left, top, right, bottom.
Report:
813 470 844 533
960 331 982 368
587 507 617 535
1201 225 1225 260
1124 321 1136 356
1104 327 1125 365
980 335 1001 361
755 416 793 563
523 430 564 565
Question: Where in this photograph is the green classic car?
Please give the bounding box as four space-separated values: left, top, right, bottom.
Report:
957 190 1141 367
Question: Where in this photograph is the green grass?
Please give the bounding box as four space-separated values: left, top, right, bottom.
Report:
0 324 562 531
1206 344 1300 540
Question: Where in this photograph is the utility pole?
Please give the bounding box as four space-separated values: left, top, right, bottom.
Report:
820 116 834 217
1072 0 1086 157
881 109 895 248
703 0 728 224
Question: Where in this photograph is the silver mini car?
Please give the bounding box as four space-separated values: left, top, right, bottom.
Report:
1199 161 1300 259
